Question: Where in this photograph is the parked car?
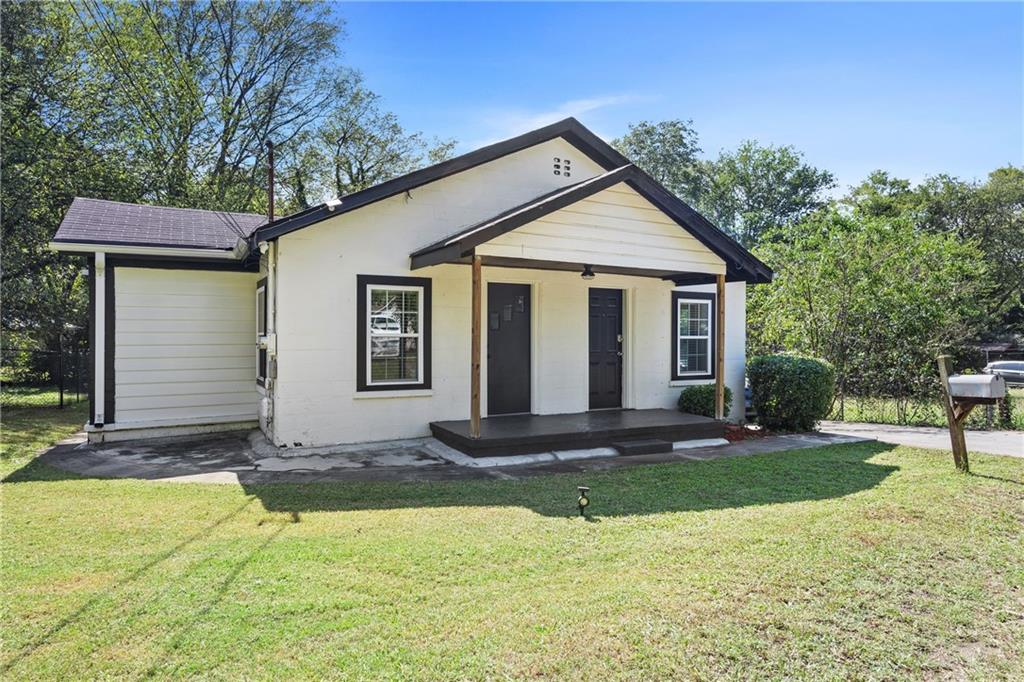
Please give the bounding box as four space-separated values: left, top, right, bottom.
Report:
982 361 1024 386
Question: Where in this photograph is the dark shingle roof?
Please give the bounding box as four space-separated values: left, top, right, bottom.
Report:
52 197 266 250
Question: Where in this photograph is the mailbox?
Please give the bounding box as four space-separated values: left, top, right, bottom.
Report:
948 374 1006 400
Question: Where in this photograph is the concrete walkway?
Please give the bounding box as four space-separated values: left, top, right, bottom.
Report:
820 421 1023 458
37 430 869 485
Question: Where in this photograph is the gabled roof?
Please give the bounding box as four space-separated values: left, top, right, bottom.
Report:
410 164 774 284
252 117 630 243
52 197 265 251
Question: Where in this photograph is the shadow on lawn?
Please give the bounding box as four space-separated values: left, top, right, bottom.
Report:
241 441 899 519
4 440 900 519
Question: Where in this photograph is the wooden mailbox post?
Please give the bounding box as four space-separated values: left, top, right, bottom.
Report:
937 354 1004 474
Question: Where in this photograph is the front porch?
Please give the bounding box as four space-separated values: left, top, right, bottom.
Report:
430 408 725 457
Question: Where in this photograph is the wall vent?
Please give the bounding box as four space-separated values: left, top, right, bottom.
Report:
553 157 572 177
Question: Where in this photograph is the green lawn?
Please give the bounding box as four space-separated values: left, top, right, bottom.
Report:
1 403 88 477
2 409 1023 679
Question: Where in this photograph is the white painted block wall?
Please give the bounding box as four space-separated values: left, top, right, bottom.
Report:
269 137 747 446
114 267 259 426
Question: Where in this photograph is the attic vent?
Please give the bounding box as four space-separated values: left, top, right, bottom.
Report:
553 157 572 177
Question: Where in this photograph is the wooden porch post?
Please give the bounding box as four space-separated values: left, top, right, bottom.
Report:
715 274 726 420
470 254 482 438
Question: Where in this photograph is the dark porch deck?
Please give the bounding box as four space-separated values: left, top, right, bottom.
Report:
430 408 725 457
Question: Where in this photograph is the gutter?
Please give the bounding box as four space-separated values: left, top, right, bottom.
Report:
49 241 241 260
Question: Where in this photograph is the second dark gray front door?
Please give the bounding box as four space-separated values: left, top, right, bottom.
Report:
487 283 531 415
589 288 623 409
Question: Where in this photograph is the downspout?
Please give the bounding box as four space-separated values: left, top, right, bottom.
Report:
265 240 278 442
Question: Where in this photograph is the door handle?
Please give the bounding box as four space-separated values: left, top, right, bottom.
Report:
616 351 623 357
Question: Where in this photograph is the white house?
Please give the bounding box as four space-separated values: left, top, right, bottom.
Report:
51 118 772 455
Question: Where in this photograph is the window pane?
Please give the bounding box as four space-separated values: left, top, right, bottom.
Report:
256 289 266 335
687 302 708 336
677 338 709 374
371 337 419 382
370 288 418 335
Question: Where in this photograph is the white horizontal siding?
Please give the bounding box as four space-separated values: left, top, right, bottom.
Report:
476 182 726 274
114 268 259 426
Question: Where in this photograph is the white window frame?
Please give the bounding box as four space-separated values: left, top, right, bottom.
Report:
675 297 712 377
365 283 424 386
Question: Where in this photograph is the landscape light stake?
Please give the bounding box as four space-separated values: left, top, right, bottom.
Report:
577 486 590 517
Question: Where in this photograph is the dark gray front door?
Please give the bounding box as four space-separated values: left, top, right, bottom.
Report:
589 288 623 409
487 283 531 415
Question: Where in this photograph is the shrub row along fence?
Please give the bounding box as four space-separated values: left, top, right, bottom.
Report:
1 347 89 409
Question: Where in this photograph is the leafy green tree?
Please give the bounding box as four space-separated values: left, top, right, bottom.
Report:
612 120 704 205
614 121 834 248
749 209 988 413
842 167 1024 336
70 0 343 212
842 170 919 218
916 168 1024 333
1 0 458 361
1 1 138 361
315 77 456 198
700 141 835 247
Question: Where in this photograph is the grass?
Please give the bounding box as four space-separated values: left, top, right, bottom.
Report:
830 388 1024 431
0 386 88 410
2 409 1023 679
1 403 88 477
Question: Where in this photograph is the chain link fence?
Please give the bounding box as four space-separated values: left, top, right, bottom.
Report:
829 393 1021 430
1 347 90 409
827 349 1023 430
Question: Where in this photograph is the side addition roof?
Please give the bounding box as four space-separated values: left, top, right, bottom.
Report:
410 164 774 284
52 197 266 251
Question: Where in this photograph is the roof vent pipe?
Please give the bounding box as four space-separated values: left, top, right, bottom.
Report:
266 139 275 222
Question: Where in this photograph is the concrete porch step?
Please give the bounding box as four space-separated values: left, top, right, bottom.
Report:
612 438 674 456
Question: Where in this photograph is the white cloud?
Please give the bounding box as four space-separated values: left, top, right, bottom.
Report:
471 94 645 147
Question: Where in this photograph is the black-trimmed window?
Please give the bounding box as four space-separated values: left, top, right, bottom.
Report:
671 291 715 381
256 278 267 384
357 275 432 391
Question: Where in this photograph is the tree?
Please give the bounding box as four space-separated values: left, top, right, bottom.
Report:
69 0 343 212
1 1 136 360
314 77 456 199
613 120 835 248
916 168 1024 334
699 141 835 248
842 170 919 219
612 120 704 205
2 0 457 360
748 209 988 415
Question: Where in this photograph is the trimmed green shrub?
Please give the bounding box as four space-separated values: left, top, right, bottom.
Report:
677 383 733 419
748 354 835 431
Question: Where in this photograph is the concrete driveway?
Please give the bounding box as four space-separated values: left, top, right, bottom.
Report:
821 421 1023 458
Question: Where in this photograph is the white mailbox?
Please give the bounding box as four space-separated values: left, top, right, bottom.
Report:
948 374 1006 400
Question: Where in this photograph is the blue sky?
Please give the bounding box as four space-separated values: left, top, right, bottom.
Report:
336 2 1021 191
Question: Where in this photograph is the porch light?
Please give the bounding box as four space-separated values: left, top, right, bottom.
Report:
581 264 595 280
577 486 590 516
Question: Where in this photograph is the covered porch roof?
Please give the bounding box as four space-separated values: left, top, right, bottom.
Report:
409 164 773 285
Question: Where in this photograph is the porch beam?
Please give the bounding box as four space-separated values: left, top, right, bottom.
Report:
470 254 482 438
715 273 726 420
